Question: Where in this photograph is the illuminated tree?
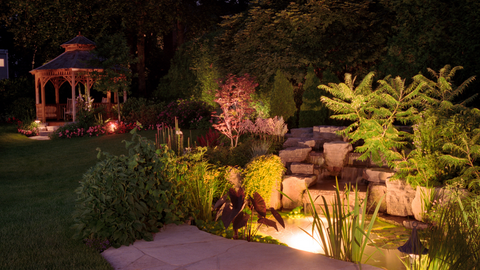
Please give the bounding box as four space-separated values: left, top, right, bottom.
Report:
212 74 257 148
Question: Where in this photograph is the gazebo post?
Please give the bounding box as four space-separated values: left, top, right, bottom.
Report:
71 72 76 122
53 79 60 120
41 78 46 122
35 77 39 120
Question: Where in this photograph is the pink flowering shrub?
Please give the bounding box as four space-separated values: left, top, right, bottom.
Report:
51 121 161 139
13 118 39 137
241 116 288 141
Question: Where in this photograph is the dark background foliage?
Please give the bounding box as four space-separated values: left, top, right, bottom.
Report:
1 0 479 120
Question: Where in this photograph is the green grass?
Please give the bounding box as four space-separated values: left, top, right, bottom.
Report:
0 125 191 270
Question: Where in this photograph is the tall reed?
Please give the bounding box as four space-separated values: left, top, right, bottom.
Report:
156 117 184 155
303 179 383 264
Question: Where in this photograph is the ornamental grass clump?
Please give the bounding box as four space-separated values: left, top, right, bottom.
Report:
241 116 288 143
403 193 480 270
303 179 383 264
181 148 231 223
155 118 184 156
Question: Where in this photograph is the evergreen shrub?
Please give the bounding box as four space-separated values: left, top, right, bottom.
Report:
299 65 329 127
270 70 297 127
205 138 254 167
154 33 221 105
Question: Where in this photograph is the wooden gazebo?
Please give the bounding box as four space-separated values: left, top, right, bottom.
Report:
30 34 124 122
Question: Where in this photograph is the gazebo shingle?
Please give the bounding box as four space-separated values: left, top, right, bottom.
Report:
31 35 101 71
31 50 101 71
61 35 96 46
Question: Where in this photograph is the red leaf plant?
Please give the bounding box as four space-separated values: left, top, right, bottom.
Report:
214 187 285 241
197 128 221 147
212 74 258 148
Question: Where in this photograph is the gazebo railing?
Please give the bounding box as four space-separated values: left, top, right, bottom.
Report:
39 103 116 121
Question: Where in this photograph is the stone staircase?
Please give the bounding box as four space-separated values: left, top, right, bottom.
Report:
274 125 456 224
278 126 375 214
34 122 64 138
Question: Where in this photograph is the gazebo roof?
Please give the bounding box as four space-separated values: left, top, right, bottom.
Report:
61 35 96 47
30 35 102 73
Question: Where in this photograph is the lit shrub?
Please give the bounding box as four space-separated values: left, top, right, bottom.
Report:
72 130 193 247
17 119 39 137
242 154 285 206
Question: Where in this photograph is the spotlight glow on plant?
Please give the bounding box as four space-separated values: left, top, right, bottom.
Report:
108 122 117 133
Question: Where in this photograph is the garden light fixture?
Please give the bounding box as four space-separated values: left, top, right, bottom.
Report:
398 221 428 259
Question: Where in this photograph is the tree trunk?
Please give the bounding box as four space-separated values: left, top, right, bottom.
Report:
137 30 146 97
176 19 184 48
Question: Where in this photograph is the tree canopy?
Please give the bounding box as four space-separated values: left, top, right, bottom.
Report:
216 0 392 88
1 0 480 105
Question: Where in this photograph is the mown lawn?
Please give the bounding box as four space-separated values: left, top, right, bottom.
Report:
0 125 190 270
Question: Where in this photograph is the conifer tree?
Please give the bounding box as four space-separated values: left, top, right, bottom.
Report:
299 65 329 127
270 69 297 126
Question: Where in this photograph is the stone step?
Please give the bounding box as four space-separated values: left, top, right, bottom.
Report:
279 147 312 165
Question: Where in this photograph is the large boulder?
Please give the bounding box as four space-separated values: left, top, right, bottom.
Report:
367 183 387 213
411 186 469 222
279 147 312 165
347 152 370 167
282 174 317 210
269 183 283 210
411 186 434 222
283 138 300 148
313 126 345 141
323 141 353 174
298 139 316 148
283 138 316 149
363 168 395 184
386 179 416 217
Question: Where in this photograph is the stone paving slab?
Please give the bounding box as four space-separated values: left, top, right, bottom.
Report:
102 224 381 270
